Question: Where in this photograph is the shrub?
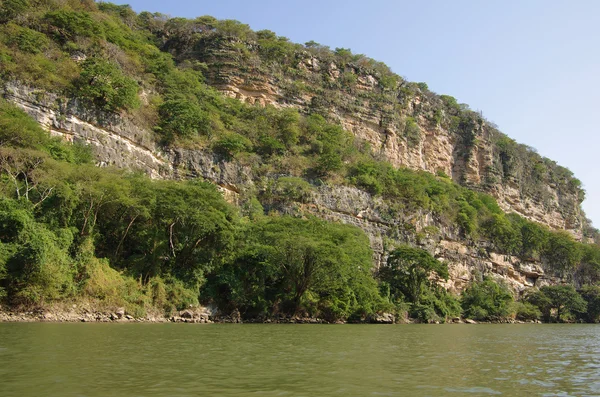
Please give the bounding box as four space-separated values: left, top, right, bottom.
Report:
263 177 313 204
461 277 514 321
5 25 49 54
213 133 251 159
82 257 128 303
514 301 541 321
74 58 140 111
44 10 104 42
6 222 74 305
404 117 421 147
0 0 28 23
482 214 521 254
158 99 209 140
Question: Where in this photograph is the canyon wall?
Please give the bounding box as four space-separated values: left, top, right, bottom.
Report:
2 82 564 294
183 35 584 237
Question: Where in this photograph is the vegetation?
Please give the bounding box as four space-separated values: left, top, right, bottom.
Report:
377 246 460 323
526 285 587 323
0 100 384 319
461 277 514 321
0 1 599 323
205 217 386 321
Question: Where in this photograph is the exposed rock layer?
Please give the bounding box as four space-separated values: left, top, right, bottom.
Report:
2 82 567 292
189 38 584 237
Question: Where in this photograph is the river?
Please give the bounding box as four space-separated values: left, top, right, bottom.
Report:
1 323 599 396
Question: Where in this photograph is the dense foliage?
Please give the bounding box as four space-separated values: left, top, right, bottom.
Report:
525 285 587 323
378 246 460 323
0 100 385 318
461 277 514 321
205 216 386 321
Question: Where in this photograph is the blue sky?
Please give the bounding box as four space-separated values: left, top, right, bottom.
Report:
114 0 600 227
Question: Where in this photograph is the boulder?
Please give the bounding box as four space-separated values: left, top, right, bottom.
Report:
368 313 395 324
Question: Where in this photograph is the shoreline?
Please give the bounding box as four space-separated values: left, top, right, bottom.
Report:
0 307 542 325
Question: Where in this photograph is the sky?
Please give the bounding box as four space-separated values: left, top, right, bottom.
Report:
114 0 600 226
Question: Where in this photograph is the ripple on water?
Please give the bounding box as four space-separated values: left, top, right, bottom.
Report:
444 386 502 395
0 323 600 397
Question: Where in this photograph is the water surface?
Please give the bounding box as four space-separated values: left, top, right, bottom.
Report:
1 323 599 396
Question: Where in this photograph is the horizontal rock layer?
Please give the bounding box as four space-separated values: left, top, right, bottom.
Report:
189 38 584 237
2 82 565 292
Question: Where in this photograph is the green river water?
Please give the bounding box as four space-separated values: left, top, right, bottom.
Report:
1 323 599 396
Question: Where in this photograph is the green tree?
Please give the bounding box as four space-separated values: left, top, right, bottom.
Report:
579 285 600 323
527 285 587 322
378 246 448 304
461 277 515 320
115 180 237 289
542 232 582 275
205 217 383 321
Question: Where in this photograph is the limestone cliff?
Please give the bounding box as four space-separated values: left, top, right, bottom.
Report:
177 34 585 237
2 81 564 294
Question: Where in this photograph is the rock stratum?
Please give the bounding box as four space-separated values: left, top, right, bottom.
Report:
183 36 584 236
3 80 569 295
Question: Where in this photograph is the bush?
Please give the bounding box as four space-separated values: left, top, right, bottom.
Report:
44 10 104 42
158 99 209 140
74 58 140 111
0 0 28 23
514 301 541 321
410 288 461 323
461 277 514 321
4 24 49 54
213 133 251 159
262 177 313 205
482 214 521 254
82 257 129 303
6 222 74 305
404 117 421 147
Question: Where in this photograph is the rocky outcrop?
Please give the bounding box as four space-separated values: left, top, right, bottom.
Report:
299 184 557 294
3 82 169 178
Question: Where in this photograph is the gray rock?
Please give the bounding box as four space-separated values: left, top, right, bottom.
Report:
368 312 395 324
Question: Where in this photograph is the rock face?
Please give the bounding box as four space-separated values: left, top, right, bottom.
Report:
0 80 571 293
186 36 585 238
298 184 560 294
3 82 168 178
